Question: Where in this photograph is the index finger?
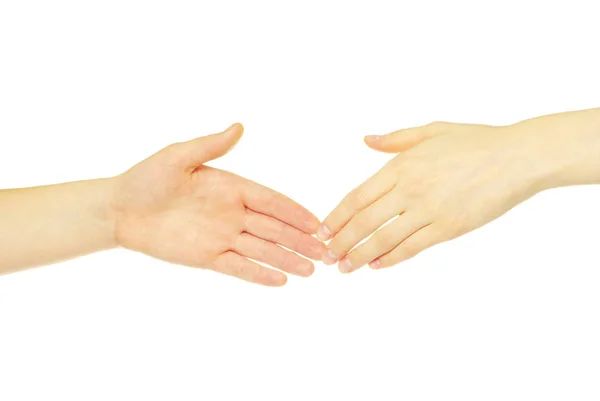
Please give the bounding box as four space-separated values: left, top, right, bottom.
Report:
318 167 396 241
242 181 320 234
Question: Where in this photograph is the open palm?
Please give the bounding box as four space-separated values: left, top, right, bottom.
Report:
112 124 324 286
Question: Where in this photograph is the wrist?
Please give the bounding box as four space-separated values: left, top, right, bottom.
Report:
511 110 600 192
98 177 120 250
106 173 140 250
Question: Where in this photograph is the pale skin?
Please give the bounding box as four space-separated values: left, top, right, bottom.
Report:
0 124 325 286
3 110 600 284
319 108 600 273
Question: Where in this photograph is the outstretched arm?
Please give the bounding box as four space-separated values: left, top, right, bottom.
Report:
0 179 116 273
1 124 325 286
319 108 600 273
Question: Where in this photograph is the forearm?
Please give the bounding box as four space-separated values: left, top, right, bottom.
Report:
0 178 117 274
516 108 600 191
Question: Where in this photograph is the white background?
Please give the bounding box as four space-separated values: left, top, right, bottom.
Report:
1 1 600 400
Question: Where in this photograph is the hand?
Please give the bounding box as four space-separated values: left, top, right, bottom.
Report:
111 124 324 286
318 120 560 273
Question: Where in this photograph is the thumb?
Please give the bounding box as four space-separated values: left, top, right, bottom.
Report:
364 121 449 153
176 123 244 168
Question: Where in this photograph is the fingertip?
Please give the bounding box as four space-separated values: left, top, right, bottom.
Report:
270 272 288 287
309 241 326 261
364 135 381 143
322 248 338 265
338 258 353 273
221 123 244 154
300 261 316 277
253 264 287 287
364 135 382 149
316 224 331 241
228 123 244 139
305 215 321 235
226 122 244 133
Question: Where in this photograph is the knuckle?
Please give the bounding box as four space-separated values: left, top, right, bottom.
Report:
272 219 287 242
437 217 464 239
427 120 446 129
233 233 243 252
242 210 252 232
402 180 426 199
262 191 277 210
385 157 404 173
400 241 421 258
288 229 303 251
165 142 180 151
236 262 248 277
410 197 442 216
278 249 291 269
288 204 299 222
371 232 395 251
257 239 269 260
350 211 370 229
423 121 448 135
163 142 183 157
346 189 367 208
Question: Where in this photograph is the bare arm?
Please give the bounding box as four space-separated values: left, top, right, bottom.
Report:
0 179 116 273
0 124 325 286
319 108 600 272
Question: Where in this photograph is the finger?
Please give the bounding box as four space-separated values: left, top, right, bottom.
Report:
322 193 401 265
173 123 244 169
243 183 320 234
337 213 429 273
244 210 325 260
370 225 441 269
364 121 451 153
318 167 396 241
235 233 315 277
212 251 287 287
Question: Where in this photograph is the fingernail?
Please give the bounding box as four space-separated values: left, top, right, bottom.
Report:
365 135 382 142
317 225 332 241
369 259 381 269
339 259 353 273
322 249 337 265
